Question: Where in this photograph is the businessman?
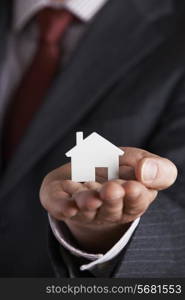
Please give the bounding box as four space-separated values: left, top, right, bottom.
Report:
0 0 185 277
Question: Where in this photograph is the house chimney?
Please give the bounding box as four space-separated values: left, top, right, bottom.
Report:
76 132 83 145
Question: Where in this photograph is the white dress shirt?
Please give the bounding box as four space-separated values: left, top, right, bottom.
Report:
0 0 140 273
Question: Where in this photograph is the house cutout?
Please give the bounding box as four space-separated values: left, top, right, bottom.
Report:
65 132 124 182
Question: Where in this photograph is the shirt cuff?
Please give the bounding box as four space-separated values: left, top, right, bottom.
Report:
49 215 140 271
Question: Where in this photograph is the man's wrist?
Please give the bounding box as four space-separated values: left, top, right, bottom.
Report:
64 220 131 253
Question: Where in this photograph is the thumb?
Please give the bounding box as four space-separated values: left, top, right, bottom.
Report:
136 157 178 190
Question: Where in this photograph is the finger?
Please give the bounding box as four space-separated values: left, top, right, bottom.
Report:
40 179 83 221
119 147 178 190
74 190 102 210
74 182 102 221
119 165 136 180
61 180 88 195
97 181 125 222
137 157 178 190
59 163 71 180
73 190 102 221
42 189 78 221
83 181 102 191
121 180 158 223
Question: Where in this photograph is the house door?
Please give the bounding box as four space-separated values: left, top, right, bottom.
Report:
95 167 108 182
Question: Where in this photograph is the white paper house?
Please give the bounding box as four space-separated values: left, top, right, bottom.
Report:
65 132 124 182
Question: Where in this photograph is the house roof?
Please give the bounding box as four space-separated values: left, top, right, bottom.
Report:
66 132 124 157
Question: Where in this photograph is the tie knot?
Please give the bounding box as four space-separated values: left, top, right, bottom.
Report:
36 8 74 44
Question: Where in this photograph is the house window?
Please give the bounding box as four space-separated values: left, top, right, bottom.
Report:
95 167 108 182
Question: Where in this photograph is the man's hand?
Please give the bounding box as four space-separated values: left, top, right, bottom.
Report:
40 147 177 253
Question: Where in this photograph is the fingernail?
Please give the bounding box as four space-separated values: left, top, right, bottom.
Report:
142 160 158 182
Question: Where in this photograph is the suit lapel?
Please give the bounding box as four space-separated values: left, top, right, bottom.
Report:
0 0 173 198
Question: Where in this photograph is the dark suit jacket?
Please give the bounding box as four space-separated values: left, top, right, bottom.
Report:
0 0 185 277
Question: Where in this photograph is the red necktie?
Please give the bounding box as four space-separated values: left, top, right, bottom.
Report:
3 8 74 162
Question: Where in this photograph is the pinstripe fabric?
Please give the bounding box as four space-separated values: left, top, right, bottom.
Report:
114 193 185 277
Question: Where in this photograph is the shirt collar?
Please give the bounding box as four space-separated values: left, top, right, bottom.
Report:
14 0 109 31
